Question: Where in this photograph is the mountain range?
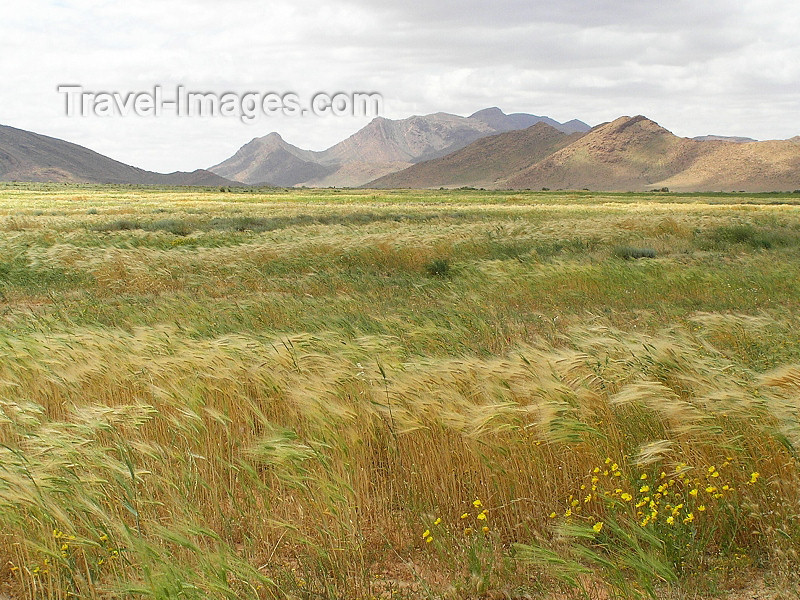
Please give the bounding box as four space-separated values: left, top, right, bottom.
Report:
371 116 800 192
1 109 798 192
208 107 591 187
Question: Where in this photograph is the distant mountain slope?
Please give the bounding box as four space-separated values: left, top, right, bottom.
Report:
301 160 413 188
210 133 333 187
0 124 237 186
559 119 595 134
693 135 758 143
159 169 241 186
208 108 591 187
322 112 494 165
368 122 584 188
500 116 710 190
650 137 800 192
469 107 590 134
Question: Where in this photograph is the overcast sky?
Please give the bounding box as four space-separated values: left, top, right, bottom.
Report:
2 0 798 173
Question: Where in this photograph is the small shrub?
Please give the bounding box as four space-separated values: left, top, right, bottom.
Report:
486 239 535 261
150 219 194 236
535 238 599 259
425 257 452 278
614 246 656 260
99 219 138 231
699 224 800 250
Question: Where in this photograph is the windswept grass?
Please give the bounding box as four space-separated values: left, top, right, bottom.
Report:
0 184 798 599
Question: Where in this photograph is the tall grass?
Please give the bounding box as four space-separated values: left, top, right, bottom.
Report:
0 323 798 598
0 185 798 598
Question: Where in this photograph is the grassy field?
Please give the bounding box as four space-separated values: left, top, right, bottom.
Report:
0 183 799 599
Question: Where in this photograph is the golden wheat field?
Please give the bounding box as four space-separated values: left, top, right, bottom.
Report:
0 183 799 599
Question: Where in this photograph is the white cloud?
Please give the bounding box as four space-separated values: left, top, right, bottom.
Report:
1 0 798 172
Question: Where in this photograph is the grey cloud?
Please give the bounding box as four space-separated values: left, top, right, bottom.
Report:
1 0 797 172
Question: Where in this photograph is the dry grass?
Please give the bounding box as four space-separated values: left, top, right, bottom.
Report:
0 184 798 599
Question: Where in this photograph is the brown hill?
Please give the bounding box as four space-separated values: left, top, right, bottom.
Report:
367 122 584 188
500 116 710 190
501 117 800 191
651 137 800 192
0 124 238 186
